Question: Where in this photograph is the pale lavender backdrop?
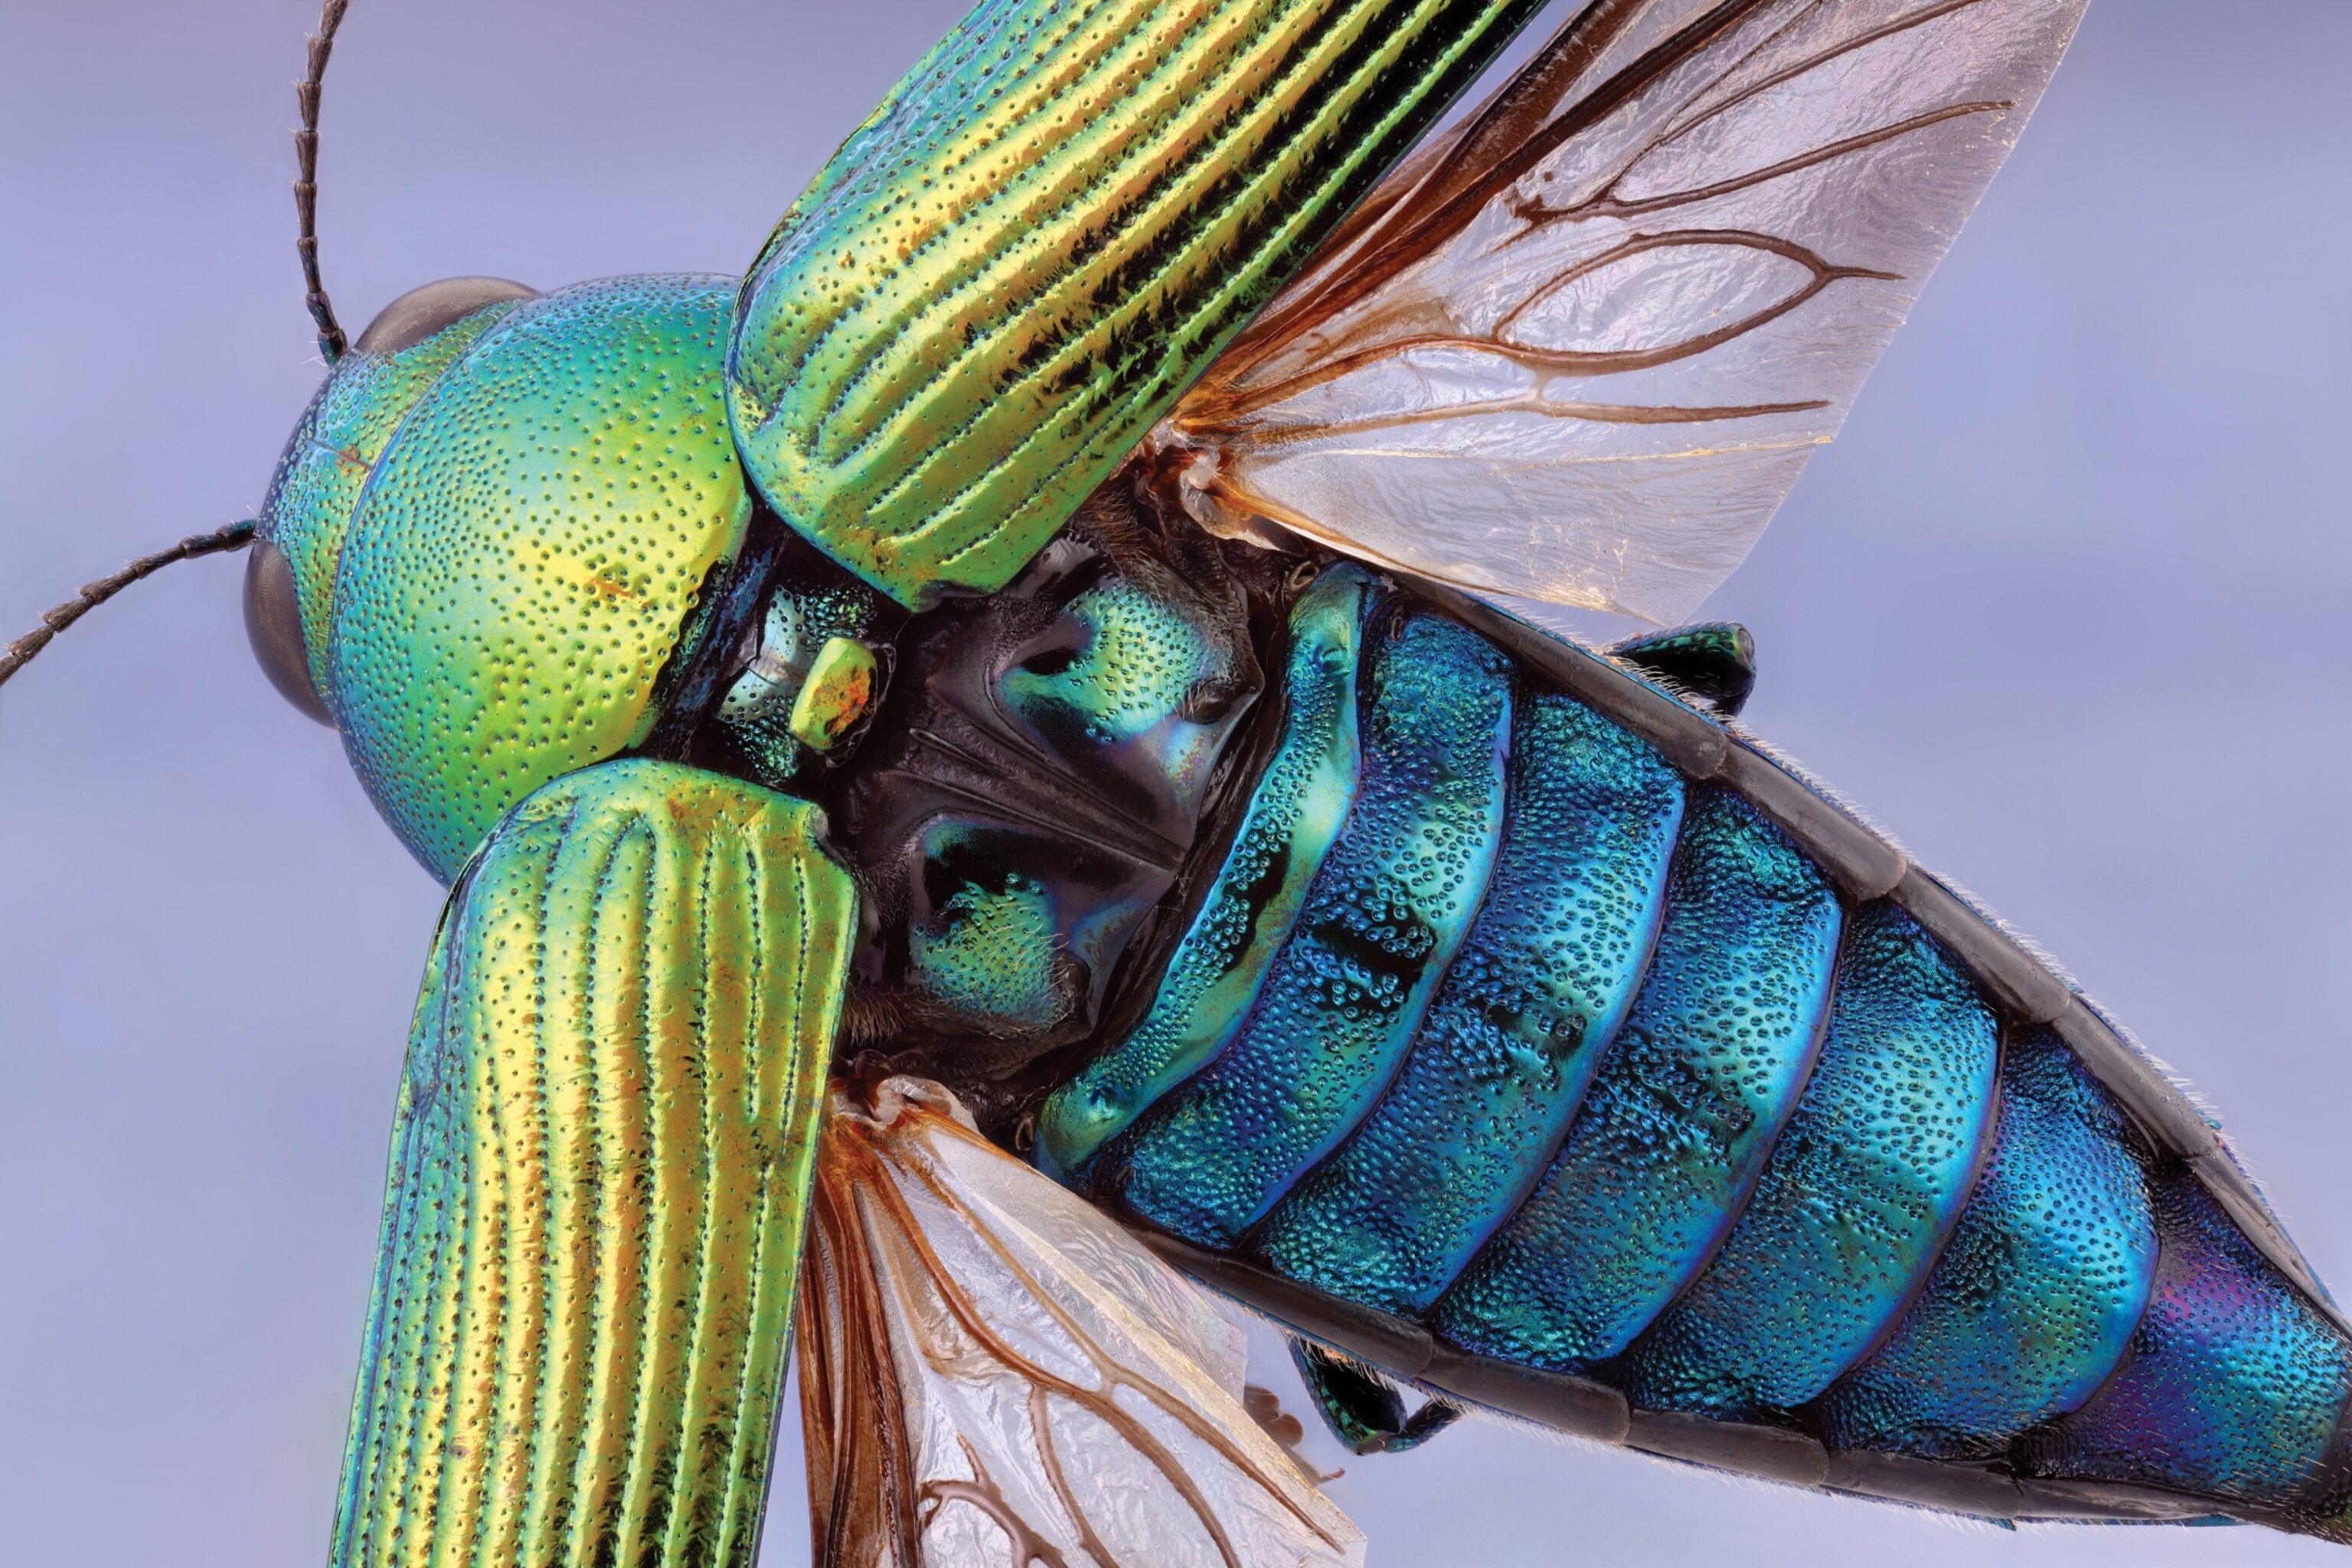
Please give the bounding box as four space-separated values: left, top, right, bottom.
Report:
3 2 2349 1563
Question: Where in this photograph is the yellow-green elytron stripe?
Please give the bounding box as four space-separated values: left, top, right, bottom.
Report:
331 760 854 1568
730 0 1550 608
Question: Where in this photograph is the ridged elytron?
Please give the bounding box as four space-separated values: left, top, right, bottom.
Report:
10 0 2352 1563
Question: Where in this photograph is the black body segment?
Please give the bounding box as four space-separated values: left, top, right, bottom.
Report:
1037 567 1370 1180
823 497 1266 1064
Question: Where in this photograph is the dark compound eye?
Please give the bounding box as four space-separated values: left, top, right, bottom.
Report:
352 276 537 357
243 540 334 726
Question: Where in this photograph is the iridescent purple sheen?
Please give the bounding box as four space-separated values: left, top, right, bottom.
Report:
2020 1170 2351 1505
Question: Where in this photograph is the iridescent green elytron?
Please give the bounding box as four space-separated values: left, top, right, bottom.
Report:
233 3 1560 1563
194 0 2352 1555
729 0 1548 606
332 762 851 1568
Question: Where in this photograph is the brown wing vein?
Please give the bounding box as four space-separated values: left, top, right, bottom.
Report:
919 1437 1077 1568
1212 0 1783 387
1029 1383 1129 1568
1547 98 2018 225
809 1101 1351 1566
1220 394 1832 450
1657 0 1995 142
1195 0 2015 434
873 1162 1254 1567
802 1174 923 1567
1184 227 1893 430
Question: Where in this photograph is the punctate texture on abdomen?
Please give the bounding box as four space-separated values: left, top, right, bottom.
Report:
1255 692 1686 1314
1436 786 1841 1367
1044 567 2352 1516
1116 603 1514 1247
1615 900 1999 1419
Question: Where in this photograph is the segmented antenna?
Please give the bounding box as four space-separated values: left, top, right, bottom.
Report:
296 0 352 363
0 521 258 691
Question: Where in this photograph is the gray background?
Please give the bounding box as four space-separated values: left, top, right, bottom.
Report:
3 1 2348 1563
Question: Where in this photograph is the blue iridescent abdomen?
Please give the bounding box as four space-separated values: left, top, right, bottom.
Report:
1258 692 1684 1314
1038 567 2352 1530
1436 786 1839 1367
1114 600 1513 1246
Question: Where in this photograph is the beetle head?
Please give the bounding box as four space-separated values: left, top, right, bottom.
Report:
253 275 756 884
15 30 747 890
249 276 538 727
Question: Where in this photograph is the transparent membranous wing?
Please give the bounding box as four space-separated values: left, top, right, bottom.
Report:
1155 0 2090 624
796 1078 1364 1568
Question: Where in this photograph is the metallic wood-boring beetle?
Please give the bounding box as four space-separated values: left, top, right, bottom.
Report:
5 3 2352 1568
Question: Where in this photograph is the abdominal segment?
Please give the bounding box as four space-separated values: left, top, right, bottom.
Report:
1044 565 2352 1534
